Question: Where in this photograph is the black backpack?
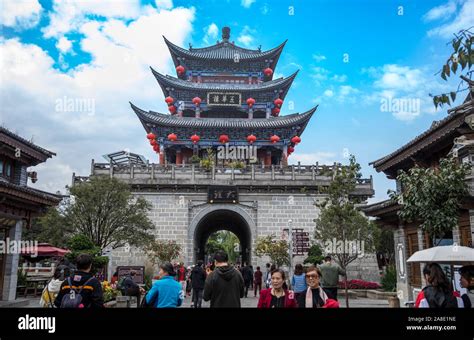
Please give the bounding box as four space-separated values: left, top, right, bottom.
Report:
60 277 95 308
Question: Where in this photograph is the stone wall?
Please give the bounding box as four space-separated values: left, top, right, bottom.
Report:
109 191 381 283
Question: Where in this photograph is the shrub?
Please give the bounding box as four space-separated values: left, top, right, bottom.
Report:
381 265 397 292
338 279 381 289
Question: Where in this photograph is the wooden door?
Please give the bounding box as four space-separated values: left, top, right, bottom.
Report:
459 211 472 247
406 229 421 287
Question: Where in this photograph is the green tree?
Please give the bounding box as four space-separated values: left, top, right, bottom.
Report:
144 239 182 265
205 231 240 263
255 234 289 267
303 244 324 265
65 234 108 275
314 155 378 307
431 28 473 108
389 157 470 243
23 205 74 247
374 229 395 267
65 176 155 251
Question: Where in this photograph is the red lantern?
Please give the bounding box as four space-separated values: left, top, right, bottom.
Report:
176 65 185 75
270 135 280 144
150 139 158 146
291 136 301 145
272 108 280 116
167 133 177 142
168 105 176 114
264 67 273 77
191 134 200 144
192 97 202 106
247 134 256 144
153 144 160 152
287 146 295 154
274 98 283 107
146 133 156 140
219 134 229 144
246 97 255 108
165 96 174 105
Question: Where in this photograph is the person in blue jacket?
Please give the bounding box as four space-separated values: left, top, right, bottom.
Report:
146 262 183 308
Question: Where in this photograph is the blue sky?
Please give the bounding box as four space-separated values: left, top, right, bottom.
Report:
1 0 473 202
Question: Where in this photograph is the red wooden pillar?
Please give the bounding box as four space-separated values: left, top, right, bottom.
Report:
264 150 272 166
176 149 183 165
159 150 165 165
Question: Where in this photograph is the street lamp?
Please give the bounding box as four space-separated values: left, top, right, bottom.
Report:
288 219 293 284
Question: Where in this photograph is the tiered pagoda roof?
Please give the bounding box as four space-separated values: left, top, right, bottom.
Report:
131 26 317 165
164 36 286 78
151 67 297 103
131 103 315 139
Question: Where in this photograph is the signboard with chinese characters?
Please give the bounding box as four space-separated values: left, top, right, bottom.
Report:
207 92 241 106
283 228 311 256
208 186 238 203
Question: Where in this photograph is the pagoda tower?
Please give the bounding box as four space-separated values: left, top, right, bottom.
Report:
131 26 316 166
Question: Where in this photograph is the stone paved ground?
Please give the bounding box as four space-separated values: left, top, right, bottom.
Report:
12 293 389 308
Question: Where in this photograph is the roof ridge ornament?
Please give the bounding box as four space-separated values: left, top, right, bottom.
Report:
222 26 230 41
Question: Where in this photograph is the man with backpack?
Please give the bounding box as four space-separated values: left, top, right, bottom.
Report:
119 270 141 308
54 254 104 308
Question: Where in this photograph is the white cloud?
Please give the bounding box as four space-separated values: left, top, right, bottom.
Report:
373 64 423 91
260 3 269 15
42 0 144 38
237 35 253 46
56 36 73 54
324 89 334 97
363 64 452 122
0 0 42 29
1 5 195 193
423 0 457 22
312 54 326 62
427 0 474 38
332 74 347 82
237 26 255 47
203 23 218 44
155 0 173 10
310 66 347 87
241 0 256 8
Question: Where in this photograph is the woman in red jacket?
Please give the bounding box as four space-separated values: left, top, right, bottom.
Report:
257 269 297 308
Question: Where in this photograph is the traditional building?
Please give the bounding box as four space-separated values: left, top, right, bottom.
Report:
74 26 378 280
0 127 61 301
131 27 314 167
363 84 474 305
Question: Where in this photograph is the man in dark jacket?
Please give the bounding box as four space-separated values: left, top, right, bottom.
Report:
54 254 104 308
120 271 141 308
203 250 244 308
241 263 253 298
190 260 207 308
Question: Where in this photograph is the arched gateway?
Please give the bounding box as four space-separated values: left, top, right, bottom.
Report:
189 205 254 264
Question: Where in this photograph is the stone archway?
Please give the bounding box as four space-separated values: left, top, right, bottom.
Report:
189 205 254 265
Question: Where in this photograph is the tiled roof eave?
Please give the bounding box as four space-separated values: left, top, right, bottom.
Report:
0 181 62 205
130 102 317 130
150 67 298 93
163 36 287 62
